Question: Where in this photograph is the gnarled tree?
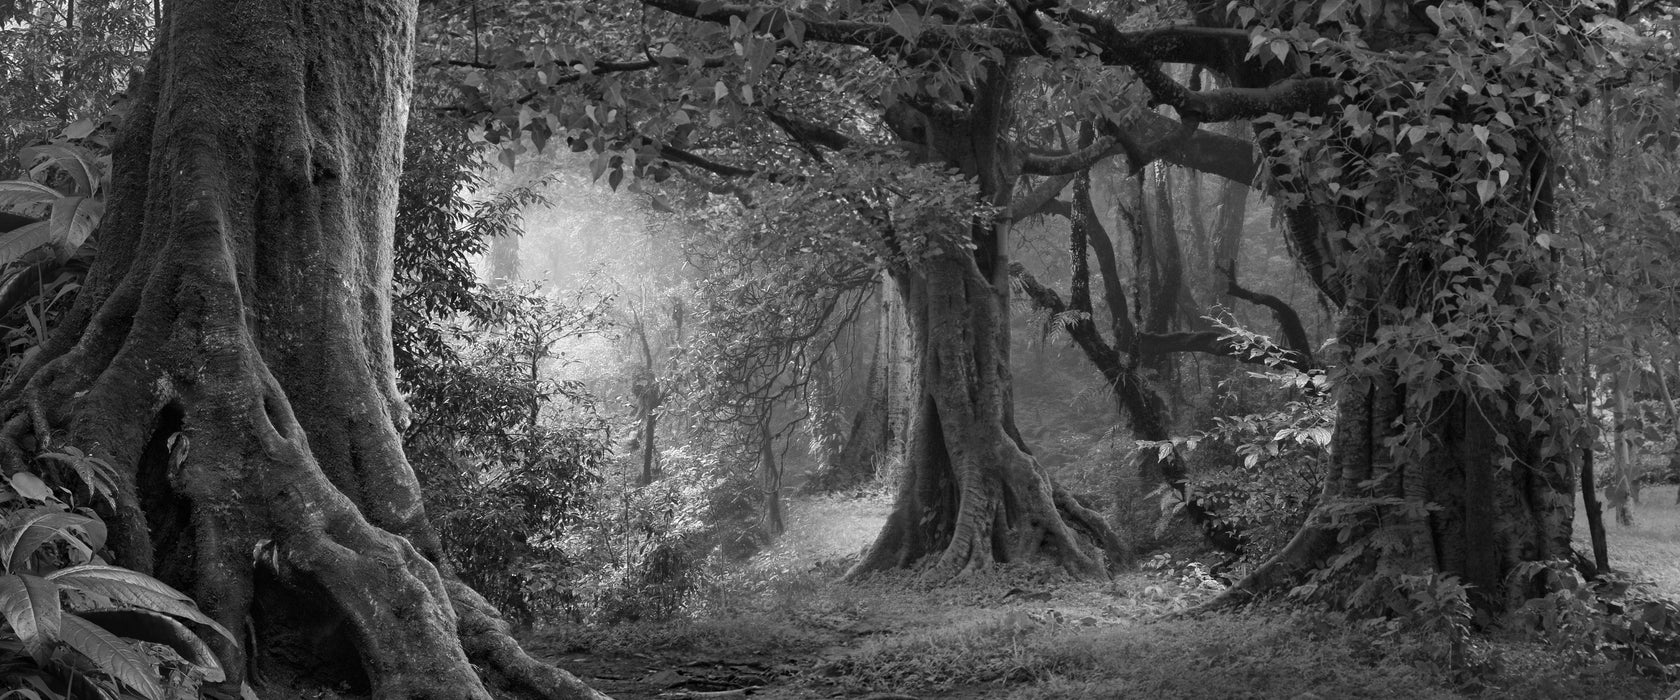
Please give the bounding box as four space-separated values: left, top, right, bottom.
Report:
0 1 603 696
441 0 1353 577
1177 0 1607 611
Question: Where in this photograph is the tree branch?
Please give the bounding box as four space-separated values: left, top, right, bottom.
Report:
642 0 1031 54
762 109 856 157
1021 134 1126 175
1135 62 1341 123
659 145 806 185
1218 262 1315 368
1074 170 1136 347
1010 263 1121 371
1021 109 1257 184
1007 173 1075 219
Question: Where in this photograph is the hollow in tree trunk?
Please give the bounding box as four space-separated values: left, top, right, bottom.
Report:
0 2 603 697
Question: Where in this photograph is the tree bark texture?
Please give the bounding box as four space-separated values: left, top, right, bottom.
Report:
0 2 603 697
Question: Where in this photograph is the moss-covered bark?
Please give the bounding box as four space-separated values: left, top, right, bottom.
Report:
0 1 604 697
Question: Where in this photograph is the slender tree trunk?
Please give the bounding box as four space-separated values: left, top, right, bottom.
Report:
1210 169 1250 308
1650 358 1680 504
632 312 662 486
802 277 914 493
487 232 519 283
802 323 888 493
0 3 602 697
640 407 659 486
1607 368 1636 524
804 351 846 477
760 417 784 537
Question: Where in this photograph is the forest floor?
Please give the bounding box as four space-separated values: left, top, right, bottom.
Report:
528 494 1680 700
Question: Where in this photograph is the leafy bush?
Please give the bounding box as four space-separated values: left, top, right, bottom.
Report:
1 115 120 384
1507 560 1680 678
0 449 231 700
1146 320 1333 567
403 284 613 624
563 444 765 624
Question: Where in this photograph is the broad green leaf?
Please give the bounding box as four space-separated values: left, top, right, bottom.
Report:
0 573 62 660
1267 39 1290 64
62 119 97 140
1476 179 1496 203
1 509 100 573
0 181 60 218
0 220 50 266
1316 0 1346 24
49 565 235 644
36 452 118 506
20 144 101 197
7 473 51 501
48 195 102 250
885 7 921 41
76 608 225 683
58 613 165 700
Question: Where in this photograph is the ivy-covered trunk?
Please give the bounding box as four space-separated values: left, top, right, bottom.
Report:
1229 269 1578 612
852 65 1124 579
1206 0 1587 614
0 1 602 696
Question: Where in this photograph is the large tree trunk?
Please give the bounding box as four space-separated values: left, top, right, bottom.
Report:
1224 283 1577 612
1181 0 1582 616
853 64 1124 579
850 253 1122 578
0 2 603 697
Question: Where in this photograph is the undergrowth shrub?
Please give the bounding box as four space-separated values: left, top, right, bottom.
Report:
1148 321 1333 569
402 284 613 623
1506 560 1680 678
0 448 230 700
562 442 773 623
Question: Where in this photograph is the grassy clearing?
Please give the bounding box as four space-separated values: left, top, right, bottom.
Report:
1581 492 1680 600
536 495 1680 699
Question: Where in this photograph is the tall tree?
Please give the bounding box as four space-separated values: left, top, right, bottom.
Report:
442 0 1272 578
1011 163 1314 552
0 1 603 696
1192 0 1620 612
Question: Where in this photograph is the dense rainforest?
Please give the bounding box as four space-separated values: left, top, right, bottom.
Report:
1 0 1679 698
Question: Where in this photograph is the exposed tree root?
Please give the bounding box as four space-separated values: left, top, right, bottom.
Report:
449 582 610 700
0 2 612 692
